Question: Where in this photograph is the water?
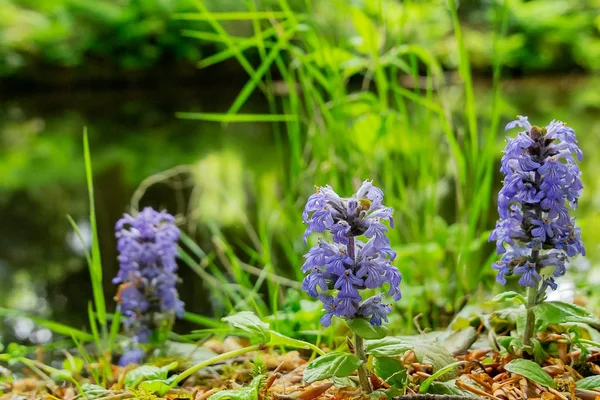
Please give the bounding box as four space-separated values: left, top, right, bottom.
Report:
1 75 599 343
0 83 280 342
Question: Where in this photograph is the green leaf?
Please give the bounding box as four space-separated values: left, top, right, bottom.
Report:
138 375 179 396
124 362 178 388
442 327 478 354
367 336 456 380
346 318 387 340
303 352 362 383
531 338 548 364
6 343 27 359
413 340 457 381
488 291 526 305
427 380 477 397
364 337 414 357
534 302 600 329
373 357 406 388
50 369 73 382
80 383 110 399
208 375 264 400
222 312 270 343
268 331 324 355
62 356 84 374
504 359 556 388
496 336 523 355
374 387 402 398
576 375 600 389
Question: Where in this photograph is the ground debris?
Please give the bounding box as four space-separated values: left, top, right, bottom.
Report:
5 344 600 400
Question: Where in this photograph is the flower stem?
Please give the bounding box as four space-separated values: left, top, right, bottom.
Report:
354 333 372 394
347 236 371 393
523 280 539 347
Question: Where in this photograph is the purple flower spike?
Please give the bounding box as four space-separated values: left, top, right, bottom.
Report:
490 117 584 293
114 207 184 361
302 180 401 327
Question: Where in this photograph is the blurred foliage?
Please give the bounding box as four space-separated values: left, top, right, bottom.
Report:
0 0 202 74
1 0 600 77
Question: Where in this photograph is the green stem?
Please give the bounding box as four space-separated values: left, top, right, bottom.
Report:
354 333 372 394
579 339 600 348
172 344 261 386
523 283 538 346
347 237 371 393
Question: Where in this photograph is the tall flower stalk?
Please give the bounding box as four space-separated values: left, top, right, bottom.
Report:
490 116 584 346
113 207 184 365
302 180 402 393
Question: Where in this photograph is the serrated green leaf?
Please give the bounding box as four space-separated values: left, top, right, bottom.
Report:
222 312 270 343
534 302 600 329
576 375 600 389
373 357 406 388
364 337 414 357
303 352 362 383
346 318 387 339
124 362 178 388
504 359 556 388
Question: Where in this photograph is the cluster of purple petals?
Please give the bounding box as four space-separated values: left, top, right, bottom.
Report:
302 180 402 327
490 116 584 291
113 207 184 365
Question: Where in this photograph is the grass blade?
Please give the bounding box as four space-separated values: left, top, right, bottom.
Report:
176 113 297 122
183 312 222 328
83 129 107 331
175 11 288 20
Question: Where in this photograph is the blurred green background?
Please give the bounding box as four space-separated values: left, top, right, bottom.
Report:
1 0 600 343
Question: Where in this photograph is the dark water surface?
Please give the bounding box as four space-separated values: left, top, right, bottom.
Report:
1 75 599 343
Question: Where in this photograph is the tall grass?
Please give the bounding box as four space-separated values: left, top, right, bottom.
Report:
176 0 508 330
